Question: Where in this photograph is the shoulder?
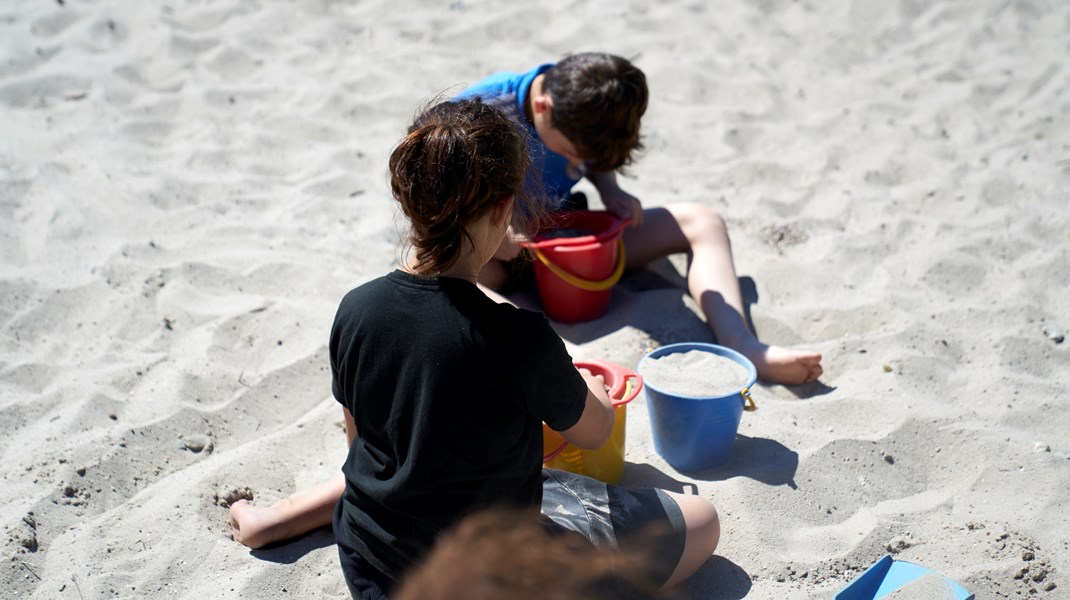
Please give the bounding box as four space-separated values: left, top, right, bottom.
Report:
456 63 552 100
332 272 414 329
337 273 392 308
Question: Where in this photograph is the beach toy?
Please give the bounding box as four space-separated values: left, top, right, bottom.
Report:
835 555 974 599
638 343 757 472
520 210 630 323
541 359 643 484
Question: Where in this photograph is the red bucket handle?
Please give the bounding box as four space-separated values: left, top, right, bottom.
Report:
542 438 570 463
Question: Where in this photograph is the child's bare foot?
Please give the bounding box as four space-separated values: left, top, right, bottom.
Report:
743 344 823 385
229 499 289 549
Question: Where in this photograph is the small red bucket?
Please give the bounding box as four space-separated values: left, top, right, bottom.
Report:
521 211 630 323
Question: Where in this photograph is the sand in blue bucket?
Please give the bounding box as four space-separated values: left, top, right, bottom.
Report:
638 343 757 472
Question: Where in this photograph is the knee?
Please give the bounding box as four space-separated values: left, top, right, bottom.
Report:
675 203 728 243
676 493 721 555
695 499 721 555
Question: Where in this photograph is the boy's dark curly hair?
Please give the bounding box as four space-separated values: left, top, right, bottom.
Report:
542 53 648 173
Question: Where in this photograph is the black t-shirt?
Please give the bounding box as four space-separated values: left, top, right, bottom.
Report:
330 270 588 582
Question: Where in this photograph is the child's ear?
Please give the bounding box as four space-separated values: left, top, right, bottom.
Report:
532 94 553 115
492 195 515 227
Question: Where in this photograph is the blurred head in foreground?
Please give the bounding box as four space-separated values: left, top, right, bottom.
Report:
394 508 668 600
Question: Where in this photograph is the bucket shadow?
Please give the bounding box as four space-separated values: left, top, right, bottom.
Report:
617 266 759 343
522 261 763 349
537 261 721 346
620 462 700 495
249 526 335 564
618 258 687 293
672 555 752 600
674 435 799 489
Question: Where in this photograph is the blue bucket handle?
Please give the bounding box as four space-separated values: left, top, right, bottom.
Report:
742 387 757 411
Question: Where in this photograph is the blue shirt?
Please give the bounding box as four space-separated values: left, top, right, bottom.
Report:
456 64 581 209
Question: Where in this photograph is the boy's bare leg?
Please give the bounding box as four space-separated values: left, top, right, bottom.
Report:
230 473 345 549
622 205 823 385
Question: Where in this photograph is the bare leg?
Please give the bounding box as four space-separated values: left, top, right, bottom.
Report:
622 205 822 385
660 491 720 589
229 473 345 549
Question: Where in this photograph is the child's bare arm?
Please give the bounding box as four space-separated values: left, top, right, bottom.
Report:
588 170 643 226
229 408 355 549
559 368 613 450
229 474 345 549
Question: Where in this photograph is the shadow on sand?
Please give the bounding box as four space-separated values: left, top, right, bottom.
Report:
674 555 753 600
667 434 800 489
534 259 716 347
249 526 335 564
623 435 799 489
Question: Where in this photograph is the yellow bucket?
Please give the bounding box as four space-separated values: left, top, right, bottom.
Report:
542 359 643 484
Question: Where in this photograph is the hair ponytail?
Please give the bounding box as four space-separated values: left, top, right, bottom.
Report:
389 100 542 275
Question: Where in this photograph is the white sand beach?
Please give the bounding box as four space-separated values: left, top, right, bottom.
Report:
2 0 1068 597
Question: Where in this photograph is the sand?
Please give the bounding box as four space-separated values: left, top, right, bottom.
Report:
641 349 753 397
2 0 1068 598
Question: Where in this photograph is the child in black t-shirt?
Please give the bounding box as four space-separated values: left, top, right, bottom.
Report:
230 99 720 598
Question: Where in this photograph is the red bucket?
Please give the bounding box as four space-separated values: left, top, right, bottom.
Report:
521 211 630 323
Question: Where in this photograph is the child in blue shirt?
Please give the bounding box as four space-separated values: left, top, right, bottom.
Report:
457 53 823 386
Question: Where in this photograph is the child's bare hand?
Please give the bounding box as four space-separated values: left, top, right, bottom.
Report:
577 368 606 387
229 499 284 549
577 368 610 394
602 189 643 227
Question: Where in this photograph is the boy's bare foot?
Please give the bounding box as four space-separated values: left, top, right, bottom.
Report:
743 344 823 385
229 499 289 549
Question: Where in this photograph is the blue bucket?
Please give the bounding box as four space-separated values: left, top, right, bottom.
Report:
638 343 757 472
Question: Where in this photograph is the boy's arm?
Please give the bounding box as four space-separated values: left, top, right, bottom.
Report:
588 170 643 226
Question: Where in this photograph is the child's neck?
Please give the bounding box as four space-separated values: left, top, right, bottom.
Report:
405 248 484 284
438 258 481 284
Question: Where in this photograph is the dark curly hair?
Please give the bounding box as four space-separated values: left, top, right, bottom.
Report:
542 53 648 173
389 99 543 275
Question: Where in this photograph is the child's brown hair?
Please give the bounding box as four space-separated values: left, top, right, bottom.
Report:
542 53 648 173
394 508 661 600
390 99 543 275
